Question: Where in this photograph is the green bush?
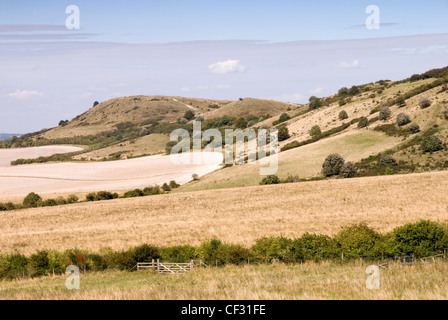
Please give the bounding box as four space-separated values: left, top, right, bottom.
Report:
42 198 57 207
66 194 79 204
183 110 195 121
294 233 340 262
55 196 67 206
169 181 180 189
385 167 394 175
0 256 11 279
278 113 291 123
387 220 448 258
396 96 406 108
132 244 160 263
143 186 162 195
278 126 290 141
340 161 357 178
123 189 144 198
322 153 345 177
0 202 17 211
160 245 196 263
251 237 295 262
357 117 368 128
28 250 50 277
86 253 107 271
162 183 172 192
444 109 448 120
23 192 42 208
308 96 322 110
309 125 322 137
7 253 28 278
86 193 98 201
97 191 116 200
335 224 383 260
396 113 411 126
421 135 443 153
260 175 280 185
339 110 348 120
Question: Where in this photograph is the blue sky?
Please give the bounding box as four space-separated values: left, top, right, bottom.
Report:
1 1 448 133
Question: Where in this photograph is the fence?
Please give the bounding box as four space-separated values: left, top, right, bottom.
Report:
137 259 206 274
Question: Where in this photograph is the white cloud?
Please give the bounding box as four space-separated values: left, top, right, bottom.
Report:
7 90 44 99
180 87 190 92
208 59 246 74
310 87 323 94
196 85 208 90
215 84 231 89
336 59 360 69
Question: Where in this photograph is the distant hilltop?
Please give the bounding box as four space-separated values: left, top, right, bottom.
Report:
0 134 21 141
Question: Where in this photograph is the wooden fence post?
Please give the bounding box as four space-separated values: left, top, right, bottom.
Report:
157 259 160 273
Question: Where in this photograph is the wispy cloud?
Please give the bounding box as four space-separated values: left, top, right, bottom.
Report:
0 24 67 32
276 93 306 103
7 90 44 99
337 59 360 69
208 59 246 74
310 87 323 94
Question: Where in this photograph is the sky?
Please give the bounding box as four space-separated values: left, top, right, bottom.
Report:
1 0 448 133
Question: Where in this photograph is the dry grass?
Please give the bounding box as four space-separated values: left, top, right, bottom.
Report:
0 146 83 167
1 260 447 300
1 170 448 255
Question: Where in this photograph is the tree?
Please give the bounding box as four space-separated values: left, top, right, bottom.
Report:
322 154 345 177
183 110 195 121
58 120 69 127
338 110 348 120
278 113 291 123
338 87 349 96
260 175 280 185
308 96 322 110
409 123 420 134
358 117 368 128
309 125 322 137
419 96 431 109
93 101 99 107
278 126 290 141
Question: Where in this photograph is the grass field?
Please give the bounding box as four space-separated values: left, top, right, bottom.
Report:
179 130 400 192
1 260 447 300
1 170 447 255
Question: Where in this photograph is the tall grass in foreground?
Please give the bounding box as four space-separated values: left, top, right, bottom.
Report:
0 260 447 300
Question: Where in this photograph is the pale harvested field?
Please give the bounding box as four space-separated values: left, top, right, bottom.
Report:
0 151 223 197
0 146 83 167
1 170 447 255
1 261 448 300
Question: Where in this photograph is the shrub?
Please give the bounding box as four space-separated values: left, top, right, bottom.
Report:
0 256 11 279
23 192 42 208
396 96 406 108
28 250 50 277
421 135 443 153
42 198 57 207
260 175 280 185
143 186 162 195
309 125 322 137
444 109 448 120
278 113 291 123
192 174 199 181
169 180 180 189
123 189 144 198
294 233 340 262
7 253 28 278
409 123 420 134
66 194 79 204
419 96 432 109
86 193 98 202
340 162 357 178
338 110 348 120
396 113 411 126
378 154 397 166
379 105 391 120
183 110 195 121
338 99 346 107
322 154 345 177
251 237 295 263
196 239 226 266
335 224 383 260
385 167 394 175
97 191 116 200
162 183 172 192
55 196 66 206
387 220 448 257
132 244 160 263
357 117 368 128
86 254 107 271
160 245 196 263
0 202 16 211
278 126 290 141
